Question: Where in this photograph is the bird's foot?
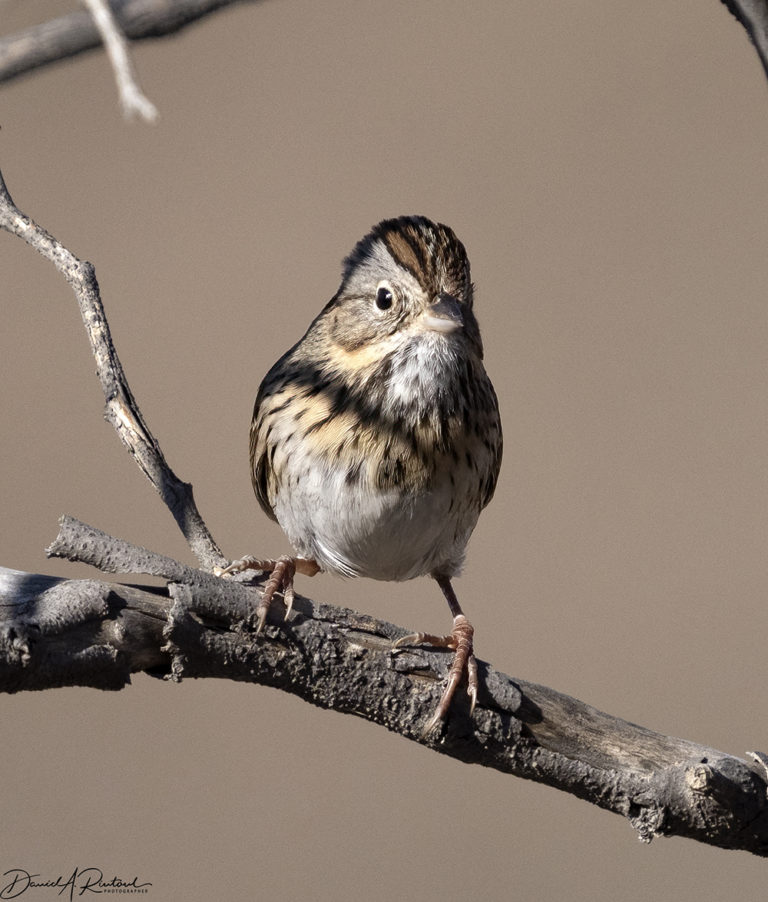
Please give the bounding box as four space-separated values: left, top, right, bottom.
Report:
394 613 477 736
216 555 319 634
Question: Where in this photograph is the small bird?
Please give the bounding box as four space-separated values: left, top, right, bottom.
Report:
223 216 502 733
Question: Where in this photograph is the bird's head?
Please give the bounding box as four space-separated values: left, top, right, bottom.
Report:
316 216 484 363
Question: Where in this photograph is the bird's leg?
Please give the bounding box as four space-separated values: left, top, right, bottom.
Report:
216 555 320 634
393 575 478 735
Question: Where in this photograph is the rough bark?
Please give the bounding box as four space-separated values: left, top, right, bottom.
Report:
1 519 767 856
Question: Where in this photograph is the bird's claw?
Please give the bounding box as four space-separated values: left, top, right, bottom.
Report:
215 555 271 578
256 556 296 633
395 614 477 736
216 555 297 633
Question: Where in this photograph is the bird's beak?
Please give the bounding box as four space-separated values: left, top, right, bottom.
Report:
421 292 464 334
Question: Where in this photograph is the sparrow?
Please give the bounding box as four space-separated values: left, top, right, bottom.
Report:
223 215 502 733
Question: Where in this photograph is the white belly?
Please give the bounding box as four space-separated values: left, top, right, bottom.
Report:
272 455 474 581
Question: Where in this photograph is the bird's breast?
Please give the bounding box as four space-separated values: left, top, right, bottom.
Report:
253 337 500 580
270 445 477 580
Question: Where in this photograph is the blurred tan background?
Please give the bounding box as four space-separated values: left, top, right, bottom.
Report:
3 0 768 898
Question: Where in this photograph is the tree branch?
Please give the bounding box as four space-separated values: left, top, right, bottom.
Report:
721 0 768 81
3 528 768 856
81 0 159 121
0 0 257 85
0 168 225 571
3 1 768 93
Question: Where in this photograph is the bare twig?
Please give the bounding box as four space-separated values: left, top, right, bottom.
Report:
81 0 159 121
721 0 768 81
0 168 225 571
0 0 256 85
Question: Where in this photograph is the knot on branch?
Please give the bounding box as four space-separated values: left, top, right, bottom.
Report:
162 583 192 683
628 799 667 844
0 625 31 668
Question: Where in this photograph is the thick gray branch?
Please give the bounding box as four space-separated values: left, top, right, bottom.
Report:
0 170 225 572
0 0 257 84
4 534 768 857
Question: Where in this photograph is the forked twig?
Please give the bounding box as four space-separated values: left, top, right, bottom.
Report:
81 0 159 121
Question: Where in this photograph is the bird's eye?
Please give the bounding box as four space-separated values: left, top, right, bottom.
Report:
375 282 394 311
